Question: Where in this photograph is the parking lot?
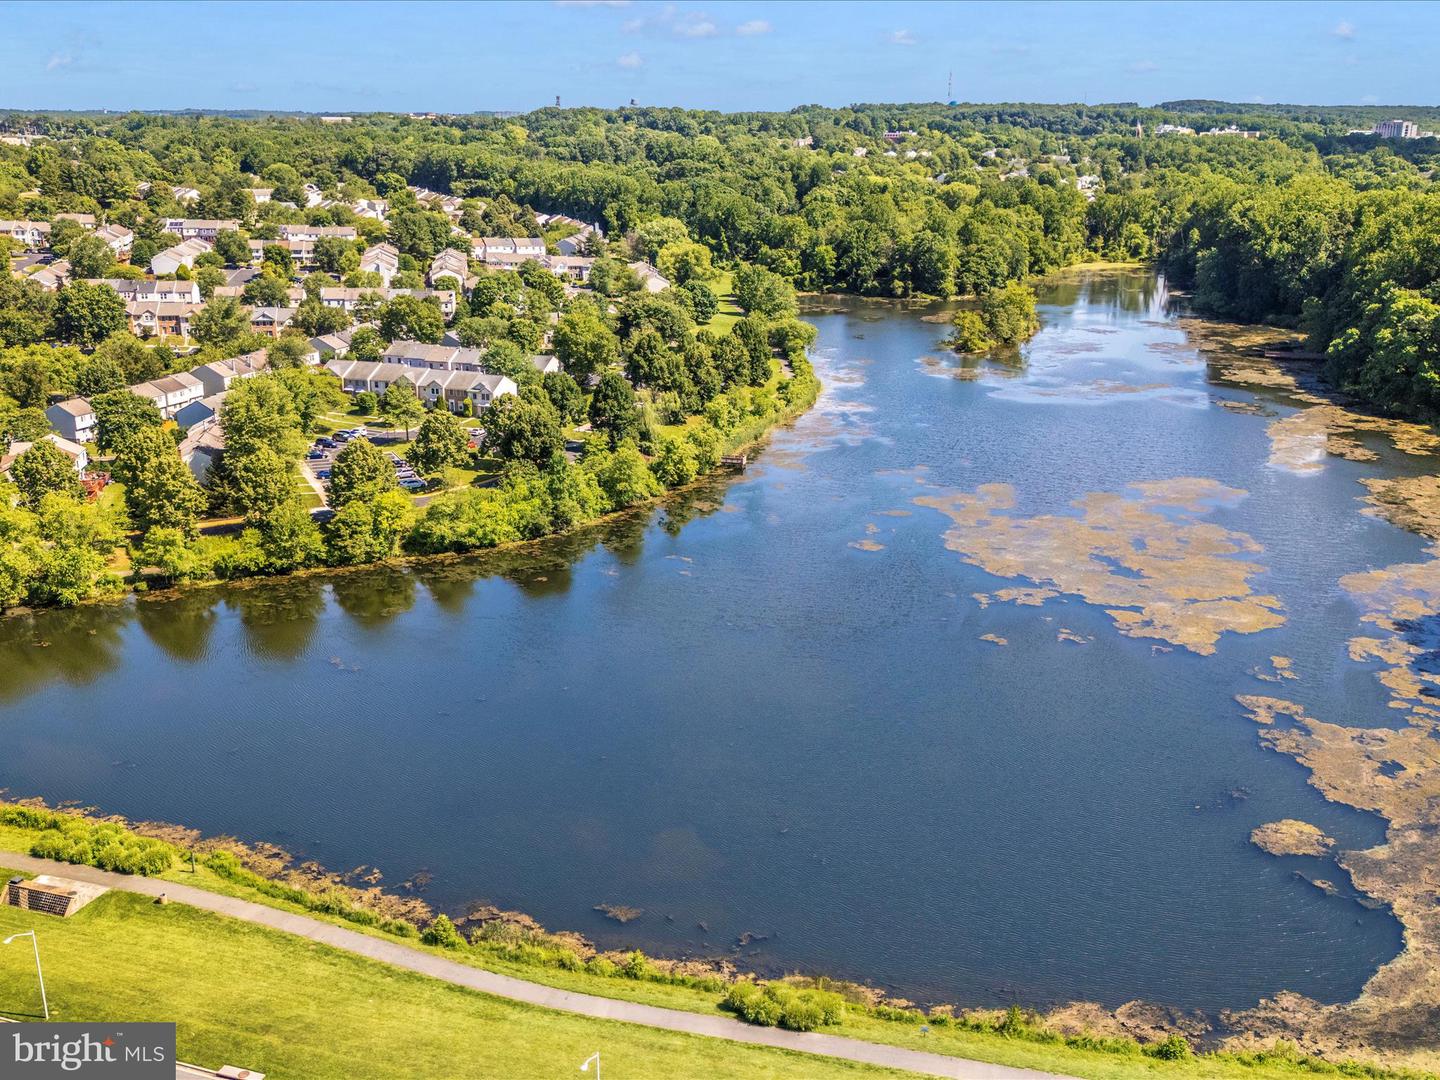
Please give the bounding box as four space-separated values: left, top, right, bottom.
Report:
301 426 486 507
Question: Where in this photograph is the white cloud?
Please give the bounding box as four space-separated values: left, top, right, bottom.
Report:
1332 20 1356 39
555 1 631 7
45 52 73 71
617 51 643 68
622 16 645 31
1129 59 1160 73
889 29 917 46
737 19 771 35
674 14 718 37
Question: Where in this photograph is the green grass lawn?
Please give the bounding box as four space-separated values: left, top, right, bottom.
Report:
704 268 745 336
93 480 126 514
0 878 912 1080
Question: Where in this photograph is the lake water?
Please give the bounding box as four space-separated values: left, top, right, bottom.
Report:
0 269 1419 1012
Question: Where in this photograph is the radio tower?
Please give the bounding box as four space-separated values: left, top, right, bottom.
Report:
947 70 953 103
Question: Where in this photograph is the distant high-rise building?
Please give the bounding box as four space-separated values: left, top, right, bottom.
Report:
1373 119 1420 139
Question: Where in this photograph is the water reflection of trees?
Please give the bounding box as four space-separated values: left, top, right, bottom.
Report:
224 577 328 661
330 567 417 625
0 479 734 703
0 604 130 704
134 591 218 662
1039 267 1163 318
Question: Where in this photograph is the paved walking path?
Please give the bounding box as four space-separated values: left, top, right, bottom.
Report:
3 853 1075 1080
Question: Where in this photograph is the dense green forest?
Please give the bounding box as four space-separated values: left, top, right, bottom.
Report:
3 100 1438 418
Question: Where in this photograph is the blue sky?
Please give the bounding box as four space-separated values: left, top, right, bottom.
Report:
2 0 1434 113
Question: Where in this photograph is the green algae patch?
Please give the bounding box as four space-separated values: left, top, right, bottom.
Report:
915 478 1284 655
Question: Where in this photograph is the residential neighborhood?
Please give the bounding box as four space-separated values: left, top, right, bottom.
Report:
0 154 732 556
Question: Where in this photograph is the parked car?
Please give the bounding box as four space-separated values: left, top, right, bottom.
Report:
399 478 426 491
306 450 325 461
315 437 337 448
316 469 332 480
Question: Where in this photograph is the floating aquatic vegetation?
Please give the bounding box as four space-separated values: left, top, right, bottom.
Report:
1213 398 1272 415
1359 476 1440 540
987 378 1209 408
979 633 1008 646
1224 550 1440 1060
1234 694 1313 726
848 539 885 551
972 587 1059 609
1251 819 1335 857
1251 656 1299 683
916 478 1284 654
1266 407 1436 475
594 903 644 924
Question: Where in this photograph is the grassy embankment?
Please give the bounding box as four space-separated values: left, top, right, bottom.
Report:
0 815 1426 1080
0 873 910 1080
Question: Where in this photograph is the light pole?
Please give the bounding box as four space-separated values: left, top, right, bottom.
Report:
579 1051 600 1080
3 931 49 1020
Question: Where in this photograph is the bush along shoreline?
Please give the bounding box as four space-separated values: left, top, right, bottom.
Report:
0 801 1432 1079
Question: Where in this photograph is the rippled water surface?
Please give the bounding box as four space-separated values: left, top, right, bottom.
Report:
0 270 1420 1010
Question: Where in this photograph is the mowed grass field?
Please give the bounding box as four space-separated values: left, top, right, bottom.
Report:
0 881 910 1080
704 268 746 335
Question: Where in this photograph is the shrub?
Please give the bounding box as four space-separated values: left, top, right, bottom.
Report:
421 913 466 949
26 818 174 875
997 1004 1031 1038
1146 1034 1193 1061
620 949 654 979
720 981 845 1032
585 956 618 979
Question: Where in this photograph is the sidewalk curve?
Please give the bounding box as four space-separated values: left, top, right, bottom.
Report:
3 852 1077 1080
